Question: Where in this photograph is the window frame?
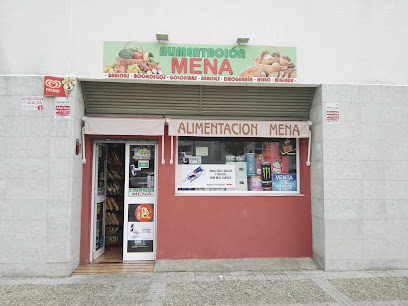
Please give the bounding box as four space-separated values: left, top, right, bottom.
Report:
174 136 301 196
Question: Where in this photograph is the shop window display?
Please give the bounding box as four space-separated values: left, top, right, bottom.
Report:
177 137 298 193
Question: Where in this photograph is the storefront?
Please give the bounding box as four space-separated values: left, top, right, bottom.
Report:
4 2 408 277
78 41 315 264
80 116 313 264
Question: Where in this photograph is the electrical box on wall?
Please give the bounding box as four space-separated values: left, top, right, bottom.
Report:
76 139 81 155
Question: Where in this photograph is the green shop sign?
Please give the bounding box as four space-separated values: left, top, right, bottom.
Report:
103 41 297 83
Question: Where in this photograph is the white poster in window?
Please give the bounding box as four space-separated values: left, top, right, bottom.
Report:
177 164 235 189
128 222 154 240
138 160 149 168
196 147 208 156
188 156 201 164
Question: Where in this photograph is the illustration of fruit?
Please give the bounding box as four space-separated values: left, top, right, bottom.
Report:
103 65 115 73
143 52 149 61
133 53 143 59
114 65 126 73
103 65 111 73
106 41 165 75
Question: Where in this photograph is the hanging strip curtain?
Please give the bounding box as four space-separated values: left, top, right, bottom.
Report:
84 117 165 136
168 118 310 138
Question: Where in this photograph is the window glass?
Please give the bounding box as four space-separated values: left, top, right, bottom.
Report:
177 137 298 192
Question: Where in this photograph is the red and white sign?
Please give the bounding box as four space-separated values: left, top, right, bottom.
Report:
103 73 296 83
326 103 340 123
55 97 70 119
22 96 43 111
44 76 65 97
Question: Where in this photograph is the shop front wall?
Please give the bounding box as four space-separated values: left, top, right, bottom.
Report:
156 137 312 259
80 130 312 264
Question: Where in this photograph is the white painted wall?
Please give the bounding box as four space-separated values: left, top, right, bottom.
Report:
1 0 408 85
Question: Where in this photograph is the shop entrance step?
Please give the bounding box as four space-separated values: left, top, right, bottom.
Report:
73 262 154 274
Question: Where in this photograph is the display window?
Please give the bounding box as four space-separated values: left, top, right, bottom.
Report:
176 137 299 194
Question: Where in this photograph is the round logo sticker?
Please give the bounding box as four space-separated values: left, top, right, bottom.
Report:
135 204 153 222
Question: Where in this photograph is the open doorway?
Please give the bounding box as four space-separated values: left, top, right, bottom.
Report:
92 142 125 263
91 140 157 263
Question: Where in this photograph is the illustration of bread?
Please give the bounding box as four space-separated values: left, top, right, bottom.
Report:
240 47 297 79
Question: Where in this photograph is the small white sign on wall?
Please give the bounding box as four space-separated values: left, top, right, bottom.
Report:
22 96 43 111
55 97 70 119
326 103 340 123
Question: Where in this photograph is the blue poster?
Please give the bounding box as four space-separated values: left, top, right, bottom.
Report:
272 174 297 191
246 153 255 175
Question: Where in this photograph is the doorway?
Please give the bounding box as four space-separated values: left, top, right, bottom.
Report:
92 142 125 262
91 140 157 263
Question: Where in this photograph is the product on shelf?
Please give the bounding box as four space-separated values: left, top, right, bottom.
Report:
104 144 125 247
106 197 120 212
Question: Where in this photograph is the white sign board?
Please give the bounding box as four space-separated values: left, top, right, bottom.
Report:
188 156 201 164
128 222 154 240
326 103 340 123
55 97 70 119
196 147 208 156
22 96 43 111
177 164 235 189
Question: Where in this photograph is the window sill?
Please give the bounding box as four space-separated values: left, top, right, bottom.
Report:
174 191 304 197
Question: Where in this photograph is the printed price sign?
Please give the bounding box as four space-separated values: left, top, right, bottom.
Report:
326 103 340 123
55 97 70 119
22 96 43 111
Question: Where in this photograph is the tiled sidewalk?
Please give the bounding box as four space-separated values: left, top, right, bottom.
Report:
0 270 407 305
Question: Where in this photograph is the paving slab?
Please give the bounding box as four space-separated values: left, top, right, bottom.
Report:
0 267 407 305
329 277 408 302
154 257 319 272
165 279 334 305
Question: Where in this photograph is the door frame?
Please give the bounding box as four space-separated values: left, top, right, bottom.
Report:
88 138 158 263
123 141 158 261
90 143 108 261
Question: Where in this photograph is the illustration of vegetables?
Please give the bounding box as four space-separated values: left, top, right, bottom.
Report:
104 41 164 75
118 48 134 59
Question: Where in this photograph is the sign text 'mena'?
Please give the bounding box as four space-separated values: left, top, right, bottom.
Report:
177 121 301 137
